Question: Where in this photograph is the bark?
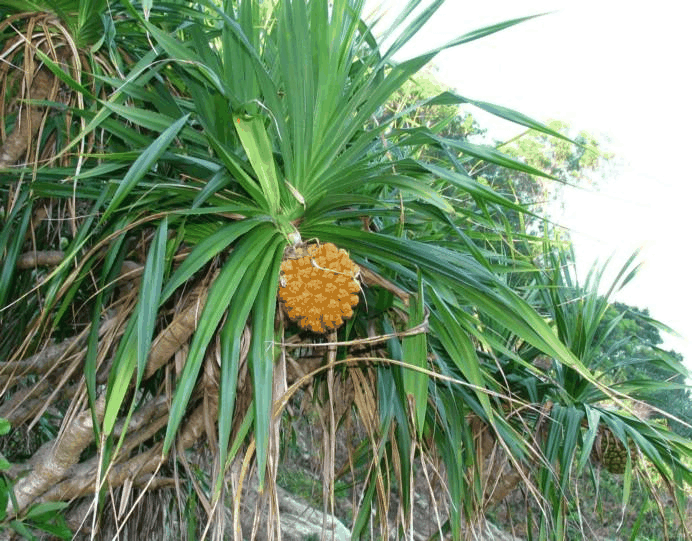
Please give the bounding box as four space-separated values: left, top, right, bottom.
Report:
2 274 214 527
0 264 195 425
42 446 164 504
0 325 92 424
7 395 106 516
0 382 75 430
485 468 526 508
479 402 555 509
144 282 209 379
32 398 171 506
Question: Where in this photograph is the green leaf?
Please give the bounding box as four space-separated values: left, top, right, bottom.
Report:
102 102 207 147
622 451 633 509
577 406 601 474
0 477 8 520
451 93 576 144
234 115 282 214
30 519 72 540
9 520 34 539
351 470 378 538
216 235 284 493
102 314 136 436
102 114 190 223
629 503 647 541
141 18 227 92
416 161 531 213
0 418 10 435
228 406 255 467
429 289 493 417
435 14 546 53
34 49 95 100
402 272 428 437
0 203 31 308
375 174 453 213
162 225 280 455
102 219 168 436
403 130 557 180
24 502 69 520
85 229 129 425
161 217 269 302
136 218 168 385
248 242 284 490
205 133 269 207
54 49 159 158
380 0 445 63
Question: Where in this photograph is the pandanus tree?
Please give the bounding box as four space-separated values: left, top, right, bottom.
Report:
1 0 691 539
479 243 692 539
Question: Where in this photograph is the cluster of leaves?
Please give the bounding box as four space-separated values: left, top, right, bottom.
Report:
1 0 691 539
593 302 692 438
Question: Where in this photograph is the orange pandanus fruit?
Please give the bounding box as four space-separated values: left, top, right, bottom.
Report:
278 242 360 333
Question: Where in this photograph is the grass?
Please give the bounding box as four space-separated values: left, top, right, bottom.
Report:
276 465 353 524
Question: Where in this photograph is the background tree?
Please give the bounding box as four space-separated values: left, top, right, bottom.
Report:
380 69 692 536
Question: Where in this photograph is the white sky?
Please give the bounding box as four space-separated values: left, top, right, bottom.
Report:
369 1 692 366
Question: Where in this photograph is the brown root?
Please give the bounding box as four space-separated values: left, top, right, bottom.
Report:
145 280 210 379
0 65 54 168
7 395 106 516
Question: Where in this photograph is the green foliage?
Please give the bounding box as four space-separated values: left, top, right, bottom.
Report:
489 466 691 540
1 1 691 540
